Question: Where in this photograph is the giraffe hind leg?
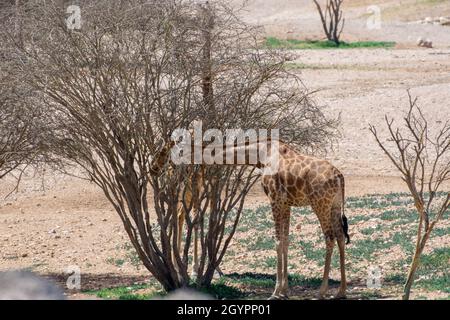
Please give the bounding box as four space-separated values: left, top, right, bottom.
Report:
332 206 347 299
318 233 335 299
311 201 335 300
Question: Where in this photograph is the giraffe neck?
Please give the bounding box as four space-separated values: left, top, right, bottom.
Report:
150 138 282 176
187 138 281 169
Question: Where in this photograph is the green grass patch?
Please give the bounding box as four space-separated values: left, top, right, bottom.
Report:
225 272 338 289
299 240 324 263
417 274 450 293
247 235 275 251
433 227 450 238
348 214 373 224
360 225 382 236
263 256 277 269
264 37 396 50
298 239 341 268
238 206 273 233
292 207 312 215
384 273 406 284
385 248 450 294
84 280 244 300
416 248 450 293
348 238 391 261
84 283 161 300
197 280 246 299
380 208 415 222
391 232 415 254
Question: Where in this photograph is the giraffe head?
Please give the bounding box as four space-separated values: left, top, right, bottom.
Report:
149 140 176 176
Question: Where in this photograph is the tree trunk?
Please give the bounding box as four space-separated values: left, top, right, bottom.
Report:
403 214 432 300
402 246 423 300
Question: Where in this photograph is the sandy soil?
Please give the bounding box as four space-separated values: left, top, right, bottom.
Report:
0 0 449 299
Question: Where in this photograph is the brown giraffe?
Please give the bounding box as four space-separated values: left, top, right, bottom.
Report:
151 142 223 278
152 138 350 299
258 141 349 300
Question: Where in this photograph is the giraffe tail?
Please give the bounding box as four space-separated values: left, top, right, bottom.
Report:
342 213 350 244
339 173 350 244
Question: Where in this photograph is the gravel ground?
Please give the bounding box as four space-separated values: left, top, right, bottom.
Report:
1 0 449 299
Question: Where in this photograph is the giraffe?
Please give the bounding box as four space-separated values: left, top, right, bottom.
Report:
258 141 349 300
150 142 223 278
152 138 350 299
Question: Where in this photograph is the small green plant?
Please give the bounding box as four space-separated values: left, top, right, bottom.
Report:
106 257 125 267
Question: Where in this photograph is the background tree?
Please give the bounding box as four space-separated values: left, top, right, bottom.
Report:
313 0 345 46
2 0 338 291
369 92 449 300
0 5 52 190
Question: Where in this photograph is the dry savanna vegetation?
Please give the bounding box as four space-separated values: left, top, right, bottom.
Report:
0 0 448 300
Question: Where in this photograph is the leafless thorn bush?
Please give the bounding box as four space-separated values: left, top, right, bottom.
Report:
1 0 339 291
0 6 56 195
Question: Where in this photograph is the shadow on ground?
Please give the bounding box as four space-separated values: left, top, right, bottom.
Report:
41 272 150 293
224 272 394 300
39 271 399 300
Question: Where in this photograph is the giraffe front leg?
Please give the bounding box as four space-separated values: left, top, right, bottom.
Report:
269 204 290 300
173 204 185 280
191 191 201 279
191 224 199 279
268 233 283 300
279 215 290 299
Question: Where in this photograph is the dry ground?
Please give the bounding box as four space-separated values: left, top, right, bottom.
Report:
1 0 449 300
